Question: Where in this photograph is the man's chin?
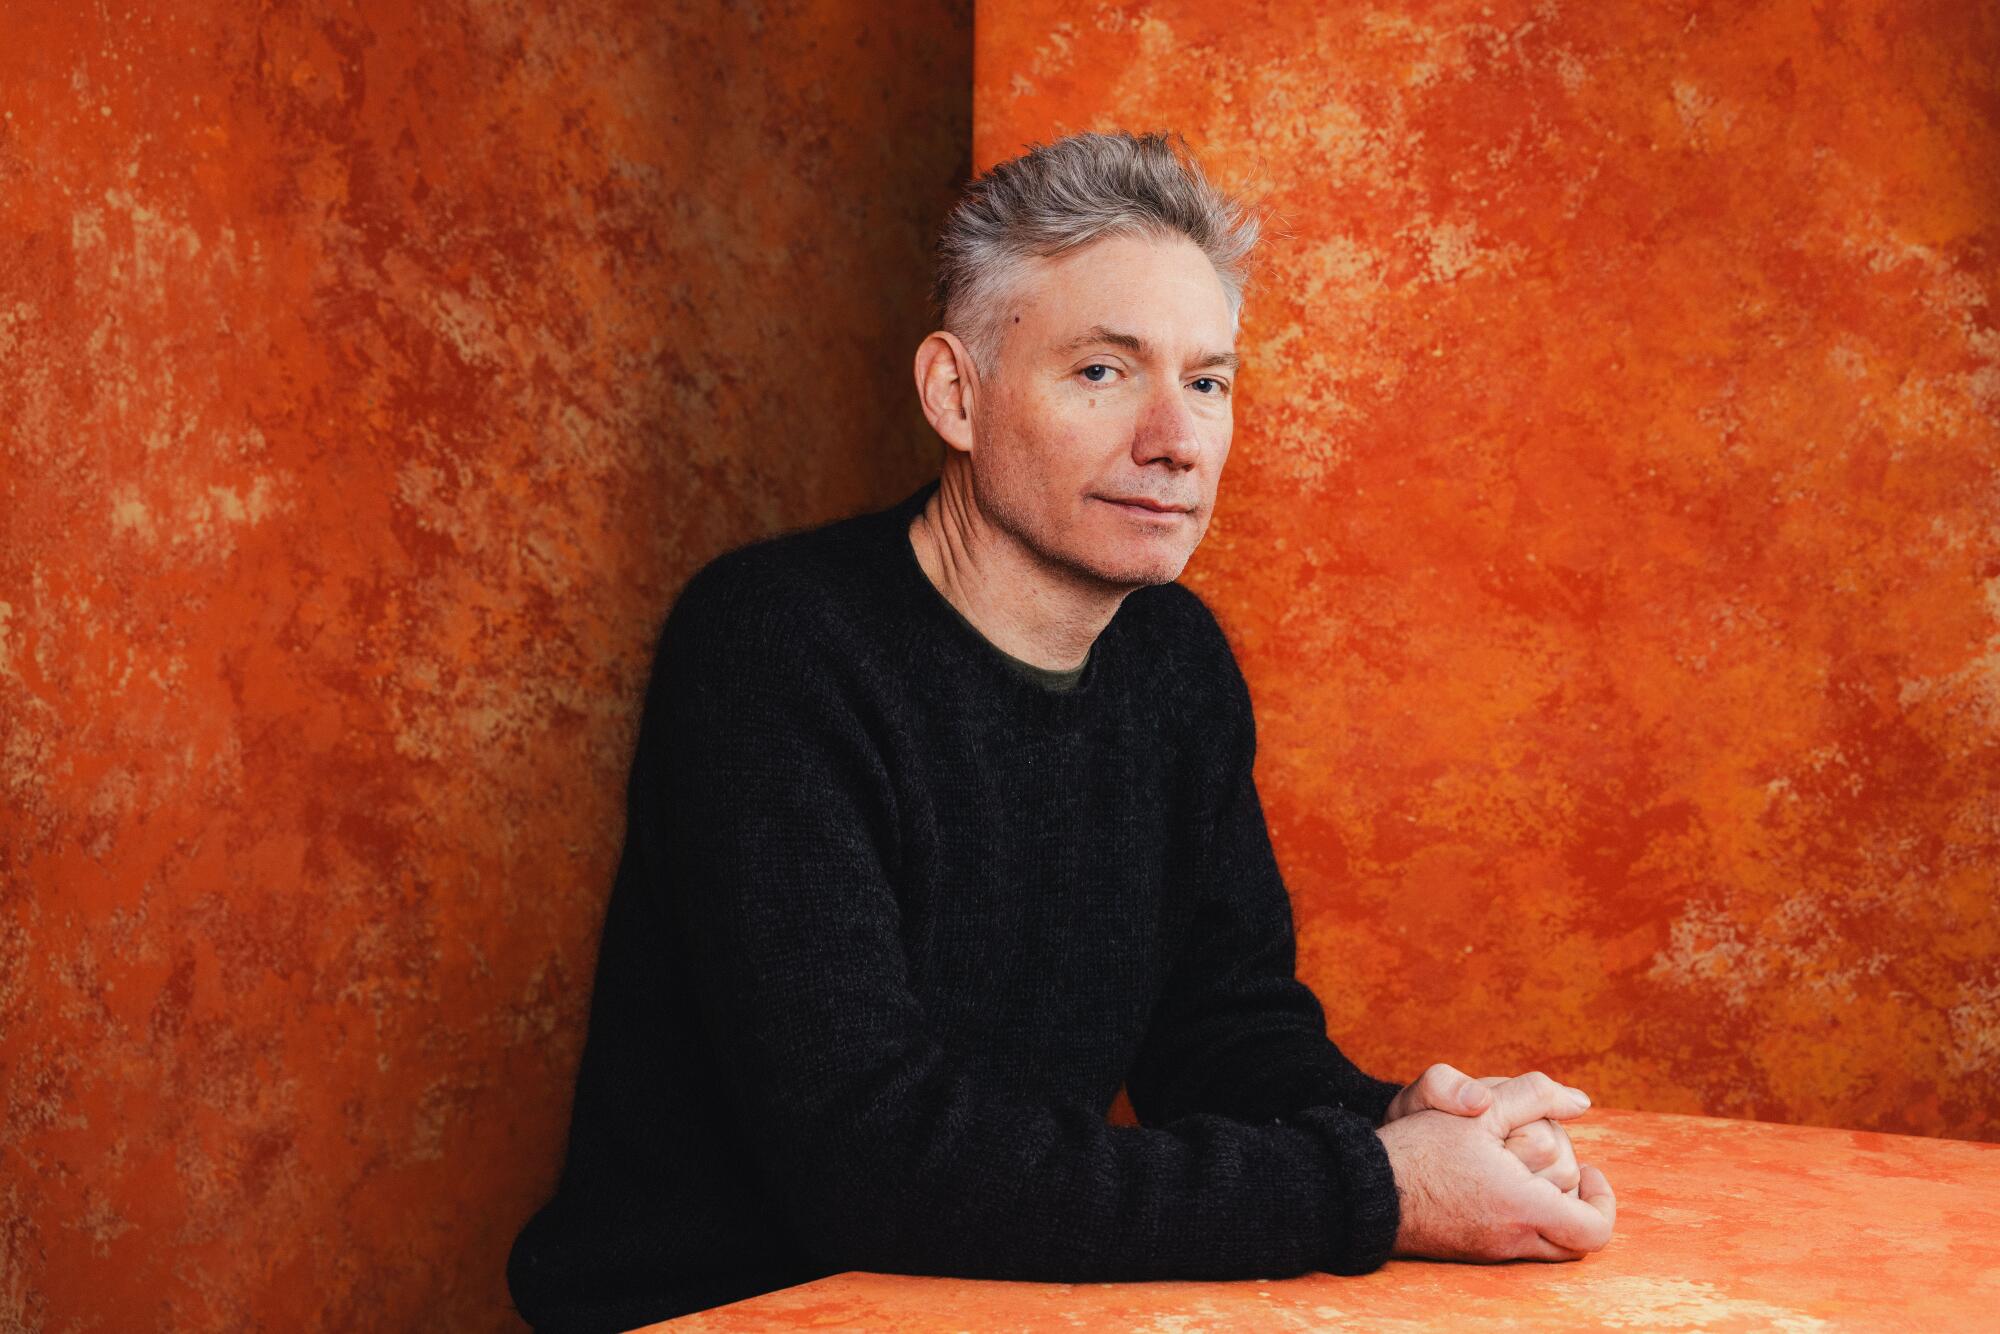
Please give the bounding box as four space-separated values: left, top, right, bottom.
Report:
1045 528 1195 589
1093 551 1194 589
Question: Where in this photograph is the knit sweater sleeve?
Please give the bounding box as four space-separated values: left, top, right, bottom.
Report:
637 562 1401 1282
1124 594 1407 1134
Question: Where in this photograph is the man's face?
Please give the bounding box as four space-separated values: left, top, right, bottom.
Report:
968 231 1238 591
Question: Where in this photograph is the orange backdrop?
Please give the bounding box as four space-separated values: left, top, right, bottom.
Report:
0 1 964 1327
8 0 1998 1327
979 0 2000 1142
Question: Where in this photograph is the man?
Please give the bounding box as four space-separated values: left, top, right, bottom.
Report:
508 130 1614 1333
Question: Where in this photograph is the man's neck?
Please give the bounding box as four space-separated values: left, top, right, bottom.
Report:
908 477 1125 673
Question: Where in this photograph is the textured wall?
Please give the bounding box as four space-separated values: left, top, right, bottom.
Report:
980 0 2000 1141
0 1 967 1327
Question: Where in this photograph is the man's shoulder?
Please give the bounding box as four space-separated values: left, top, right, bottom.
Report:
1133 578 1226 636
1125 579 1247 690
673 506 883 627
657 503 900 702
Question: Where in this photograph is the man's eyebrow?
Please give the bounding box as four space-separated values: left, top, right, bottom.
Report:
1057 324 1143 355
1056 324 1241 372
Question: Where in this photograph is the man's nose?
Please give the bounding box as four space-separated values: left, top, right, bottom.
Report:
1130 377 1202 468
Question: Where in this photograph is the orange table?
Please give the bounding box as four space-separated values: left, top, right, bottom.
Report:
641 1108 2000 1331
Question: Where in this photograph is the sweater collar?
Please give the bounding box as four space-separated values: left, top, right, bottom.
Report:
878 478 1126 715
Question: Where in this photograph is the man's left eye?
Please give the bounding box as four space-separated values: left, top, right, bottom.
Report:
1190 377 1227 395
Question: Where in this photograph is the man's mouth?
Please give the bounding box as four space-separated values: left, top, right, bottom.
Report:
1099 496 1192 517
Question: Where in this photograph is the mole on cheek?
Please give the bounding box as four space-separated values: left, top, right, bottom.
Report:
1088 399 1096 408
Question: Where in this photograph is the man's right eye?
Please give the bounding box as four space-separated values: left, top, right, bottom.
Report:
1080 364 1114 383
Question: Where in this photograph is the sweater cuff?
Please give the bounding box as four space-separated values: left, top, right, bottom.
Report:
1292 1104 1401 1276
1352 1075 1405 1127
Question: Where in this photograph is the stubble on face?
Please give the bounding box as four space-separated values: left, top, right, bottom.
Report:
968 369 1203 594
970 253 1229 591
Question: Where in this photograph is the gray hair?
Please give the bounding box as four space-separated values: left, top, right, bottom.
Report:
929 130 1261 378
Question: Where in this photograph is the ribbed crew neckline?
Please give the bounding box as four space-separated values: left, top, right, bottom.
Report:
939 595 1089 692
876 478 1117 714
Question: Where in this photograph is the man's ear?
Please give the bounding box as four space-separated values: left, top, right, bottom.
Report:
914 331 979 454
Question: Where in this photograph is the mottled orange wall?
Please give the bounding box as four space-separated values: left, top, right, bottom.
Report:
0 1 967 1327
981 1 2000 1141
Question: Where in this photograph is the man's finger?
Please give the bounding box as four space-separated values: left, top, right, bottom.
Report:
1484 1071 1592 1132
1402 1061 1491 1116
1425 1062 1489 1113
1519 1168 1615 1254
1539 1159 1582 1195
1455 1078 1492 1113
1508 1118 1581 1193
1504 1119 1562 1171
1518 1232 1586 1262
1578 1163 1616 1230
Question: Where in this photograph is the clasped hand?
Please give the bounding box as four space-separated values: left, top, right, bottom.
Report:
1378 1064 1617 1262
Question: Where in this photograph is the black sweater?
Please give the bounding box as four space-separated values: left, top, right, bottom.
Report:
507 479 1405 1332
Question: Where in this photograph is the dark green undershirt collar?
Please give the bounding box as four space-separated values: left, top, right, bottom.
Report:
938 594 1089 693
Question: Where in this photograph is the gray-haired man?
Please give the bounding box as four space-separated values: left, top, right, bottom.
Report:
508 130 1614 1334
